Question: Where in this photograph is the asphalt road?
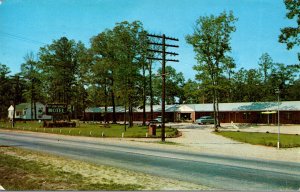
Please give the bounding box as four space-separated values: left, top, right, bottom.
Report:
0 130 300 190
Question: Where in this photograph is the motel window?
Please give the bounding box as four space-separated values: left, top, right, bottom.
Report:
243 113 249 120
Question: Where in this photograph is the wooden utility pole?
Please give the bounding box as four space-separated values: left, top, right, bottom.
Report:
147 34 179 142
11 75 20 128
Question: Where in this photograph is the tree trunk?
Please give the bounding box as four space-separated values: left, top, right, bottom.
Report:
104 83 108 123
104 105 107 123
82 95 86 121
31 81 34 120
34 101 37 120
212 76 219 132
74 98 78 119
111 90 117 123
111 74 117 124
216 96 220 127
124 103 127 132
31 100 34 120
213 89 218 131
211 69 219 132
128 99 133 127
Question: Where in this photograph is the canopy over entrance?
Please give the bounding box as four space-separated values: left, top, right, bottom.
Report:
261 111 277 114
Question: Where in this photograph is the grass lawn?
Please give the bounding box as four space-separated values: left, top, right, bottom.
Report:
0 121 178 138
216 131 300 148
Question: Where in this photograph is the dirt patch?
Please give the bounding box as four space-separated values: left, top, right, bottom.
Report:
0 147 210 190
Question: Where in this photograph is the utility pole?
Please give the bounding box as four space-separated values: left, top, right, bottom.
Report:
11 75 20 128
147 34 179 142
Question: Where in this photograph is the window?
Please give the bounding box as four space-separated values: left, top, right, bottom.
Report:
243 113 249 120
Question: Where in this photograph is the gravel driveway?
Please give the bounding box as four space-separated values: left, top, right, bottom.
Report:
128 123 300 163
167 123 300 163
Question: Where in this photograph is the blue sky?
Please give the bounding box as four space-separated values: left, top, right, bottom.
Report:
0 0 298 80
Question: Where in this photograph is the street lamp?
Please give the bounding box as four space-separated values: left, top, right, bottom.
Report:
275 88 280 149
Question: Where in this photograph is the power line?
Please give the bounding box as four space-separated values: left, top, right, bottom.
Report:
0 30 47 45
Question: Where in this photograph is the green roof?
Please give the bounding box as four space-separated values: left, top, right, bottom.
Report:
86 101 300 113
15 103 30 110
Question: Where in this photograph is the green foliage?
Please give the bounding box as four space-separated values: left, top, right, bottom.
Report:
279 0 300 61
153 66 185 104
216 131 300 148
89 29 116 121
0 64 12 119
90 21 149 126
2 12 299 127
34 37 90 119
182 79 200 104
287 79 300 100
38 37 83 104
258 53 274 83
20 52 44 119
232 68 262 102
186 11 237 128
229 53 300 103
0 67 26 120
0 63 10 77
11 20 181 123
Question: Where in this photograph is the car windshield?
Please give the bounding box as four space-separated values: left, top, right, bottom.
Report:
201 116 212 119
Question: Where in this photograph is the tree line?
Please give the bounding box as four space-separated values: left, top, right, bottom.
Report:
186 0 299 130
0 1 298 128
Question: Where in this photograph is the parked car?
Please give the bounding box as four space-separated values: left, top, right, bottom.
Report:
146 116 164 126
195 116 214 125
146 119 160 125
154 116 162 123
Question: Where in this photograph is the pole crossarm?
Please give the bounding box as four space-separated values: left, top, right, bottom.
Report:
146 33 179 142
148 42 179 48
147 57 179 62
147 34 179 41
147 49 179 56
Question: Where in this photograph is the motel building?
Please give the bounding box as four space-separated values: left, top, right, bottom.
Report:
84 101 300 124
8 102 52 120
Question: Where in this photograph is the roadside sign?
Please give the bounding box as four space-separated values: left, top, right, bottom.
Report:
46 104 68 115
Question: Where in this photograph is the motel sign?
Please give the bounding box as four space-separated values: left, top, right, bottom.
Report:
46 104 68 115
